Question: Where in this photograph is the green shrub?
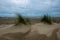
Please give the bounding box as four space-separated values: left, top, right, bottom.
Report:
15 14 27 25
41 15 52 24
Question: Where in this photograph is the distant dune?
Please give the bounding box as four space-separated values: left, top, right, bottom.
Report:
0 17 17 24
0 17 60 24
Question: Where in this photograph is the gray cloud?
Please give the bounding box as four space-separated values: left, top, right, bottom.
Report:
0 0 60 17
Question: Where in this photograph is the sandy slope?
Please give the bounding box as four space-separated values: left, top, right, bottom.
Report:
0 24 30 36
31 23 60 36
0 23 60 40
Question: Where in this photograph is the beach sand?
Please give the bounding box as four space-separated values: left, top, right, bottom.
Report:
0 23 60 40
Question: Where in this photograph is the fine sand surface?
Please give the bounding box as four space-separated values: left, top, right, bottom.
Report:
0 23 60 40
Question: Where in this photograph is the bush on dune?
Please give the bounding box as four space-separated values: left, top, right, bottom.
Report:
15 14 31 25
15 14 27 25
41 15 52 24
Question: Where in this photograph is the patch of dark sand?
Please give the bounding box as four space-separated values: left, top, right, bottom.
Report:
0 37 9 40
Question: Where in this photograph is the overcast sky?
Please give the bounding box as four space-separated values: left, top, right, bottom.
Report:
0 0 60 17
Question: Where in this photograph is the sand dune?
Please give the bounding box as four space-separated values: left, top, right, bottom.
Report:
0 23 60 40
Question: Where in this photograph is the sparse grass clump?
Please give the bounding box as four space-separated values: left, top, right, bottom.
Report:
15 14 27 25
15 14 31 25
41 15 52 24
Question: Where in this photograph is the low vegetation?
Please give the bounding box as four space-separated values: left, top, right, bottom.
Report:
15 14 27 25
15 14 31 35
41 15 52 24
15 14 31 25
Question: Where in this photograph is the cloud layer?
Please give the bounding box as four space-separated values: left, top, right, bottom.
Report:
0 0 60 17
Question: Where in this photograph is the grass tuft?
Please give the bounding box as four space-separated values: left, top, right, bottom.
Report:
15 14 27 25
41 15 52 24
15 14 31 25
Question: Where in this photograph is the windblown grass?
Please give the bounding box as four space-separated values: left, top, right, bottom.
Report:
41 15 52 24
15 14 31 36
15 14 31 25
15 14 27 25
